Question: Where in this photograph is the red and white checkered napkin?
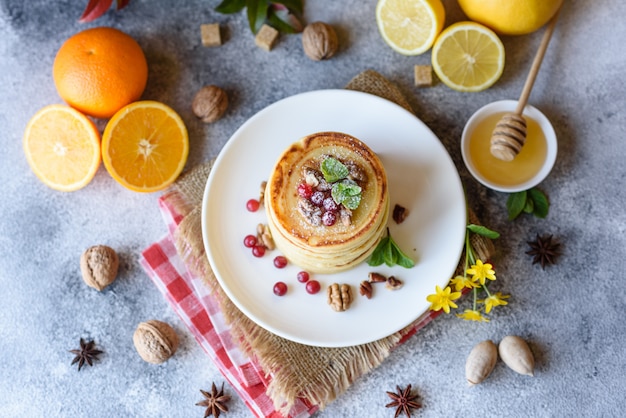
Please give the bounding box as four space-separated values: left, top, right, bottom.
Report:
140 193 443 418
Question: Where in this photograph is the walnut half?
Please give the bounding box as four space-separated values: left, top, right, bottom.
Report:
327 283 353 312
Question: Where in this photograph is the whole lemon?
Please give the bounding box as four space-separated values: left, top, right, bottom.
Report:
457 0 563 36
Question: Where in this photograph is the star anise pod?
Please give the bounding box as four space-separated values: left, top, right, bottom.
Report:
196 382 231 418
526 234 561 269
385 384 421 418
69 338 103 371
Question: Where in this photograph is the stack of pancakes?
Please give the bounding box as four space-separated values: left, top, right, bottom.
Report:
264 132 389 274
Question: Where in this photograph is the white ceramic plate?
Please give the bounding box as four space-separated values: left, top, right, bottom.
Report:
202 89 466 347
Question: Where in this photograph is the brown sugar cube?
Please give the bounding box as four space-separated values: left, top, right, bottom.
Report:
414 65 433 87
255 24 279 51
201 23 221 47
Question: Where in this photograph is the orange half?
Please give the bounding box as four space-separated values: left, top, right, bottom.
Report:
102 101 189 193
23 104 101 192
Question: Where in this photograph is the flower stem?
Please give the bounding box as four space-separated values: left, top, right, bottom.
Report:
472 286 478 311
465 230 476 265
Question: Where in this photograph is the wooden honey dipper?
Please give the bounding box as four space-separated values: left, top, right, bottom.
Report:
490 7 561 162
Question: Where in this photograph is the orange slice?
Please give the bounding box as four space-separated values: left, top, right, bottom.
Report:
102 101 189 193
23 104 101 192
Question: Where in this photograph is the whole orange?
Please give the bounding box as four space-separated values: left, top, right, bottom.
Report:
53 27 148 119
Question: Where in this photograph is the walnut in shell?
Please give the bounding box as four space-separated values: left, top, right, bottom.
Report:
192 85 228 123
302 22 339 61
133 320 179 364
80 245 119 291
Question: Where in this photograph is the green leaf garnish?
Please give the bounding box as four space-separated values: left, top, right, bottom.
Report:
390 238 415 268
368 236 388 266
331 179 362 210
368 229 415 268
321 157 350 183
466 224 500 239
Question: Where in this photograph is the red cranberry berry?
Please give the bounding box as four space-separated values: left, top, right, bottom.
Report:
273 255 288 268
246 199 260 212
296 271 310 283
323 197 338 212
251 245 266 258
305 280 321 295
273 281 288 296
311 191 325 206
297 183 313 199
243 234 257 248
322 211 337 226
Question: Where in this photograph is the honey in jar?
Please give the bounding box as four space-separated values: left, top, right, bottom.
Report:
467 112 547 187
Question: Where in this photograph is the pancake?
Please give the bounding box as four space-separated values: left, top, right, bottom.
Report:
264 131 389 273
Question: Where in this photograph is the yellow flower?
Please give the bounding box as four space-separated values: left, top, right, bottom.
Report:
480 292 510 314
466 259 496 286
450 275 479 291
455 309 490 322
426 285 461 314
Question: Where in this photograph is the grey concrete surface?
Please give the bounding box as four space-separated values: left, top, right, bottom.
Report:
1 0 625 417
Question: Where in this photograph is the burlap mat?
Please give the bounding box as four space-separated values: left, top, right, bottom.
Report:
167 70 493 415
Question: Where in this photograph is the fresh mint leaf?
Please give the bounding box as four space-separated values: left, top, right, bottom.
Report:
215 0 246 14
367 236 389 266
321 157 349 183
383 239 396 267
367 229 414 268
467 224 500 239
332 179 361 210
528 187 549 218
342 194 362 210
507 190 527 220
390 239 415 268
523 198 535 214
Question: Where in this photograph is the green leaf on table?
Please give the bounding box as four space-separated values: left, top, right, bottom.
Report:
528 187 549 218
523 198 535 214
246 0 269 33
331 179 361 210
272 0 304 15
467 224 500 239
321 157 349 183
507 190 528 220
215 0 246 14
267 6 303 33
216 0 304 34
